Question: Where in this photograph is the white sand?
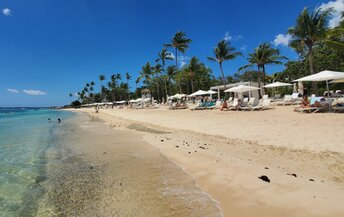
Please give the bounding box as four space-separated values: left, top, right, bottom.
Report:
70 107 344 217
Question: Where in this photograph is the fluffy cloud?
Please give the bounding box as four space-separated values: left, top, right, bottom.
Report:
178 55 189 67
23 89 47 96
7 88 19 93
224 31 232 41
319 0 344 28
273 34 291 46
2 8 11 16
240 45 247 51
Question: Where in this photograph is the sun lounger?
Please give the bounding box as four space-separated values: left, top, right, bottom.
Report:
228 98 239 110
251 99 272 111
240 98 258 111
276 95 293 106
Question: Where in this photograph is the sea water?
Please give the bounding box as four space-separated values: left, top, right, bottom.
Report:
0 108 73 216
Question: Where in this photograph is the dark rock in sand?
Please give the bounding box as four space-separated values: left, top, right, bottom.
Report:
175 145 179 148
188 152 191 154
309 179 315 182
90 166 94 169
258 175 271 183
287 173 297 177
103 152 107 154
264 167 269 170
161 140 164 142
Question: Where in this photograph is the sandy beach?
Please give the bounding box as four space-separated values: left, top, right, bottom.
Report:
68 106 344 217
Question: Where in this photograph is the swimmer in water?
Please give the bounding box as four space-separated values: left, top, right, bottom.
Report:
48 118 51 122
57 118 61 123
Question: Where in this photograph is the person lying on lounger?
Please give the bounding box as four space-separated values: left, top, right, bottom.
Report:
301 95 310 108
220 100 228 111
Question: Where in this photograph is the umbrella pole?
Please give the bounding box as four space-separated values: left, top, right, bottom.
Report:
326 80 330 98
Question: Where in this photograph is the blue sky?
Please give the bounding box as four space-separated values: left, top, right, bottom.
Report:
1 0 343 107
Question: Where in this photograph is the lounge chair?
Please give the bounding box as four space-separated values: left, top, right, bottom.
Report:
240 98 258 111
251 99 272 111
332 98 344 112
276 95 293 106
228 98 239 110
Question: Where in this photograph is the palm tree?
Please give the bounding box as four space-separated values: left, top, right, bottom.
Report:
208 40 242 89
288 7 332 94
125 72 131 100
186 57 199 93
164 31 192 69
166 65 177 94
138 62 153 85
153 64 162 101
239 43 286 98
135 77 140 91
99 74 106 91
156 48 174 101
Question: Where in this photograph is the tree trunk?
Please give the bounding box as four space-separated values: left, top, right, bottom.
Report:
156 82 160 102
262 65 266 85
219 62 226 89
163 65 168 103
191 79 194 94
175 48 178 69
308 46 318 95
257 66 262 99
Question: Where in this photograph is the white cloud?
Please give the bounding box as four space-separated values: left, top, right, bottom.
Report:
224 31 232 41
273 34 291 46
2 8 11 16
7 88 19 93
178 55 189 67
23 89 47 96
240 45 247 51
319 0 344 28
167 52 175 59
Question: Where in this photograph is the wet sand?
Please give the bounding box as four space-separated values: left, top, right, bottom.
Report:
71 107 344 217
37 113 221 216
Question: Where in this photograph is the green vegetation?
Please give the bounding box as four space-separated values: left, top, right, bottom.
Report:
72 6 344 105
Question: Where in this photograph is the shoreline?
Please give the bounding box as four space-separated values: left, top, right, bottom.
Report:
68 107 344 217
39 111 222 216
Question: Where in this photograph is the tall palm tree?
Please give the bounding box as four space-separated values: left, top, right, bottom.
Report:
186 57 200 93
156 48 174 101
239 43 287 83
208 40 242 89
135 77 140 92
99 75 106 91
288 7 332 94
164 31 192 69
166 65 177 95
138 62 153 86
239 43 286 98
153 64 162 101
125 72 131 100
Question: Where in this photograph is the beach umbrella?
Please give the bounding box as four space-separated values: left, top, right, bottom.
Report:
330 78 344 84
189 90 208 97
205 90 217 94
171 93 187 99
224 85 260 93
294 70 344 97
263 82 292 88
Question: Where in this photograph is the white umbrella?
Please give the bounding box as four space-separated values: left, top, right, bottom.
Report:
224 85 260 93
205 90 217 94
330 78 344 84
171 93 187 99
263 82 293 88
189 90 208 97
294 70 344 97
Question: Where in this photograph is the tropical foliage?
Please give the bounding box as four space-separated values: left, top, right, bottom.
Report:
71 6 344 105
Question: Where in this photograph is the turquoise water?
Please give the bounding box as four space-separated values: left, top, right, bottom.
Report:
0 108 73 216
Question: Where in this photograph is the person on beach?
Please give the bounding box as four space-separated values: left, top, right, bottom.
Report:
301 95 310 108
220 100 228 111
